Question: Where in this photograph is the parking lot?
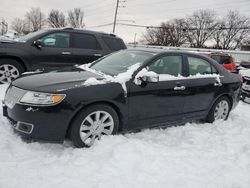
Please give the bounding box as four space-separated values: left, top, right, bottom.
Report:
0 84 250 188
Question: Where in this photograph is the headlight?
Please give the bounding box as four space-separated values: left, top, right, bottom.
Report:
19 91 66 106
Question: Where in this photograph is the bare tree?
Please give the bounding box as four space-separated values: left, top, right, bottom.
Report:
162 19 187 47
68 8 85 28
25 7 45 32
185 9 218 48
213 10 250 50
11 18 26 34
48 10 67 28
143 19 187 46
143 27 167 45
143 28 159 45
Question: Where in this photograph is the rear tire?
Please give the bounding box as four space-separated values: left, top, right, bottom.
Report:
206 96 231 123
69 104 119 148
0 59 24 84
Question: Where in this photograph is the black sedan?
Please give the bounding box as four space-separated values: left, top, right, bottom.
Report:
3 49 241 147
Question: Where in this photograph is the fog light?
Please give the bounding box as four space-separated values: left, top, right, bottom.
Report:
16 122 34 134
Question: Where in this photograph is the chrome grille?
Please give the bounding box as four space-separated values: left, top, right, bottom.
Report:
4 86 26 109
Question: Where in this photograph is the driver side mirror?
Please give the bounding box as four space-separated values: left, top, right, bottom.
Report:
141 74 159 83
135 71 159 85
33 40 44 49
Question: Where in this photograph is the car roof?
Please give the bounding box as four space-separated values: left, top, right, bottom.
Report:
125 48 228 75
45 28 120 38
126 48 209 57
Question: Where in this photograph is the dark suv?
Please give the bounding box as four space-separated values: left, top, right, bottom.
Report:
0 28 127 83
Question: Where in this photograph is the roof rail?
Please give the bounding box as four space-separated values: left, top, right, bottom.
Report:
62 27 74 30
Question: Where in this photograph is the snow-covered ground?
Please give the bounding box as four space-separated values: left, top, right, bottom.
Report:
0 84 250 188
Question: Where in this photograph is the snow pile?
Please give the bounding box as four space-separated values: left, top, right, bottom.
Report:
83 63 141 94
0 84 250 188
159 73 222 82
134 68 159 84
83 77 106 86
110 63 141 94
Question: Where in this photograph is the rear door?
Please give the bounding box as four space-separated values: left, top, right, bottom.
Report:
183 55 221 119
71 33 105 64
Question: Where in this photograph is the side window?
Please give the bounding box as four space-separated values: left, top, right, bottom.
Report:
102 37 126 51
39 32 70 48
148 56 182 77
210 55 221 64
72 33 101 50
220 56 231 64
188 56 214 75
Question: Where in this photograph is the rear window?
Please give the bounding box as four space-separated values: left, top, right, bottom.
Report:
72 33 101 50
211 55 231 65
220 56 231 64
210 55 221 63
102 37 126 51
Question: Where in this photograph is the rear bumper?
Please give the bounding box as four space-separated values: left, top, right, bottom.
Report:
2 101 72 143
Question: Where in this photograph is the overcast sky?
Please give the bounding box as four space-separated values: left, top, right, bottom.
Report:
0 0 249 42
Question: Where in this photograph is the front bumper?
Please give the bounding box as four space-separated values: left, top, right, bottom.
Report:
241 88 250 103
2 101 72 143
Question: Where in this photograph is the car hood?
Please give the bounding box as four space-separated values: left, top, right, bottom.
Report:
0 40 26 49
12 68 104 92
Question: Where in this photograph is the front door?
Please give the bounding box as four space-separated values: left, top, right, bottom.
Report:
29 32 75 71
127 54 186 130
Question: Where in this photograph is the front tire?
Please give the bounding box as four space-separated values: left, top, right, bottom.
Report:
69 104 119 148
206 96 231 123
0 59 24 84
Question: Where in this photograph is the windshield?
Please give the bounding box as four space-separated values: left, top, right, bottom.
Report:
89 50 153 75
17 30 48 42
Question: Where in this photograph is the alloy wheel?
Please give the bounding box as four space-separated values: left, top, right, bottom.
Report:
0 64 20 83
79 111 114 146
214 100 229 120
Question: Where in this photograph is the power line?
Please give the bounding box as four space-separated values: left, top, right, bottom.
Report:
122 0 250 23
87 23 113 28
84 2 115 16
126 0 176 7
116 23 250 31
126 0 249 13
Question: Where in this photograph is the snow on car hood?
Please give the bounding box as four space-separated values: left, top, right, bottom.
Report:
81 63 141 96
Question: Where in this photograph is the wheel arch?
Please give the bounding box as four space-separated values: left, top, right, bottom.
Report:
65 100 124 138
0 55 28 72
208 93 233 115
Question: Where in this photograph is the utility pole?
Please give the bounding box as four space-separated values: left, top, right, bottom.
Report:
112 0 126 33
112 0 119 33
133 33 137 47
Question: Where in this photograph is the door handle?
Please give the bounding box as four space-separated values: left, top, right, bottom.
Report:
174 86 186 90
94 53 102 57
62 51 71 55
